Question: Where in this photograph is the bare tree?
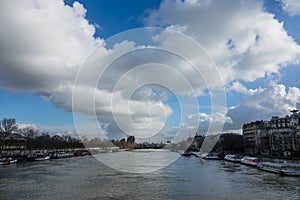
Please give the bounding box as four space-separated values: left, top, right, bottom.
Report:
17 125 38 152
1 118 18 135
19 126 38 139
0 118 18 154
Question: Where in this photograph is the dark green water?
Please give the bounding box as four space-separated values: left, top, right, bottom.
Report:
0 150 299 200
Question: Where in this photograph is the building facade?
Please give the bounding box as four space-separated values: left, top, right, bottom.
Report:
242 120 267 155
243 110 300 157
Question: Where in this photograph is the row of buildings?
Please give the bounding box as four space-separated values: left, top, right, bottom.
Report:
188 133 243 153
243 110 300 157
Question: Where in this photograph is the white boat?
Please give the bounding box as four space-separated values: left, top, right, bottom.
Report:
202 153 220 160
34 155 50 161
224 154 242 163
258 162 300 176
0 157 17 165
241 156 260 167
27 153 50 161
8 157 17 164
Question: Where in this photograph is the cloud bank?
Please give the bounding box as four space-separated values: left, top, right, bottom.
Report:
0 0 300 139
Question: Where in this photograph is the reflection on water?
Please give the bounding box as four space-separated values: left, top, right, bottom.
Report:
95 149 179 173
0 150 299 200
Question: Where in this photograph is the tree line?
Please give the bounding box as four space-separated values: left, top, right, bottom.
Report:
0 118 139 156
0 118 85 155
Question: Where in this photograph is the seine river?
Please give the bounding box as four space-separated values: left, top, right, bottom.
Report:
0 150 299 200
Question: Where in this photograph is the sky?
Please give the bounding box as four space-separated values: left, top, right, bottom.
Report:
0 0 300 142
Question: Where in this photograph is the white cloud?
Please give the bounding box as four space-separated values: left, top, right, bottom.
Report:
228 81 264 95
278 0 300 16
228 82 248 94
146 0 300 84
0 0 175 139
0 0 103 91
225 83 300 129
184 111 232 135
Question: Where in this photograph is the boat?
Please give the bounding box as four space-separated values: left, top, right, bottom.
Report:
8 157 17 164
281 164 300 176
224 154 242 163
33 155 50 161
241 156 260 167
74 150 90 156
180 150 192 156
0 157 17 165
258 162 300 176
0 158 10 165
50 152 73 159
27 153 50 161
203 155 220 160
198 152 220 160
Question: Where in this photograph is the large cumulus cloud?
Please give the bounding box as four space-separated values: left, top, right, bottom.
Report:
146 0 300 84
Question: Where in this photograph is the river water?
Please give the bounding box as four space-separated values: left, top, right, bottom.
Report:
0 150 299 200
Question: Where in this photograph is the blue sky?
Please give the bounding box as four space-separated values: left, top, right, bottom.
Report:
68 0 162 37
0 0 300 141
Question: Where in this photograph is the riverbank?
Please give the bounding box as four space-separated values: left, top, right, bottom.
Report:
0 147 125 165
